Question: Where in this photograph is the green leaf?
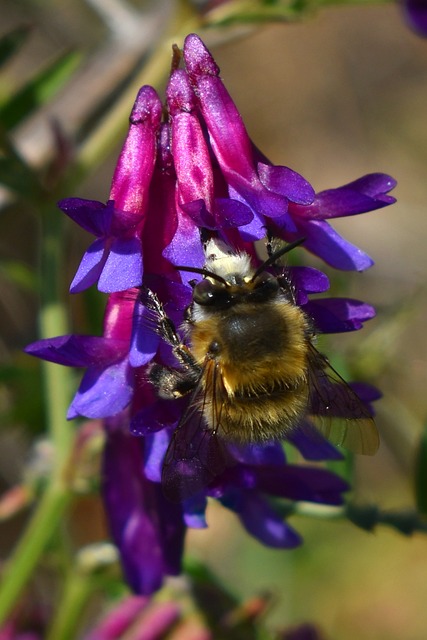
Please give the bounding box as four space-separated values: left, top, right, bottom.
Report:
0 50 82 130
0 260 37 291
0 359 44 433
0 149 39 196
0 25 31 69
415 419 427 516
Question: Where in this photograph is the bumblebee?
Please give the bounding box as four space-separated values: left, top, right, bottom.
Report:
145 238 379 500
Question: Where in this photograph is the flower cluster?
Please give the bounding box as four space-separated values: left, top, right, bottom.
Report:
26 35 396 594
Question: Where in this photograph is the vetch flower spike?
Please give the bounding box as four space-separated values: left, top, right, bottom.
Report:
25 33 396 596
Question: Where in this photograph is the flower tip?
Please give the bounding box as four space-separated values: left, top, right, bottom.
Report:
183 33 220 78
23 342 37 356
166 69 197 115
383 174 398 191
357 255 375 272
130 85 162 127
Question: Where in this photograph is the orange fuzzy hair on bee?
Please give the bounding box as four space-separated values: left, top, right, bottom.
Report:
190 295 311 443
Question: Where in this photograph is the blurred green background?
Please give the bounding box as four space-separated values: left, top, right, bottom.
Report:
1 1 427 638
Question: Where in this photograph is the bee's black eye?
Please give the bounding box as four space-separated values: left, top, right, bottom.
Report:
251 272 279 299
193 279 231 307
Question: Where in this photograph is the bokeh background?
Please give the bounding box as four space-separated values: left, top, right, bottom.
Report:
1 1 427 638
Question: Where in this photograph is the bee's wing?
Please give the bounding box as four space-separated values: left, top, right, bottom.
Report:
162 359 228 502
306 344 380 455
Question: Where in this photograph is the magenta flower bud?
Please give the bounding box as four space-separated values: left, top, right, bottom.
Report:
86 597 150 640
59 86 162 293
165 70 253 273
167 70 215 214
183 34 314 238
127 602 181 640
110 86 162 216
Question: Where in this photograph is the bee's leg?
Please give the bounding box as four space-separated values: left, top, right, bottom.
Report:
149 363 199 399
266 232 275 259
142 287 202 398
142 287 181 348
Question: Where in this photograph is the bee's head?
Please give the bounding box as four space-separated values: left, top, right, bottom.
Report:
193 270 281 308
175 238 304 310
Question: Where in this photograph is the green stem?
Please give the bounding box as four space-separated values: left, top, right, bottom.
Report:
0 203 74 623
38 203 74 471
206 0 393 26
0 484 71 622
46 566 94 640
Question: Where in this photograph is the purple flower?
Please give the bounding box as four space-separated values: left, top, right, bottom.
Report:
102 419 185 594
182 34 396 269
25 33 393 595
60 86 162 293
403 0 427 36
213 446 348 548
25 292 136 418
183 34 314 241
282 173 397 270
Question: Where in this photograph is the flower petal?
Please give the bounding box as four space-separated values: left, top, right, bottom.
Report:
129 300 160 367
98 236 143 293
298 219 374 271
306 297 375 333
225 490 302 548
168 70 216 214
404 0 427 36
258 163 315 205
183 494 208 528
214 198 253 227
58 198 112 236
25 334 127 367
291 266 330 305
306 174 396 220
257 465 348 504
287 422 344 461
144 430 171 482
162 209 205 285
102 424 185 594
70 238 108 293
229 442 286 466
184 35 292 222
228 186 267 241
69 359 133 418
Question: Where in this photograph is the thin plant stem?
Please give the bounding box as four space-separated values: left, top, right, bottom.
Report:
0 485 72 622
0 201 74 624
46 566 94 640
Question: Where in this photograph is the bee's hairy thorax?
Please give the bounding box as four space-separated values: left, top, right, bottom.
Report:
188 295 311 443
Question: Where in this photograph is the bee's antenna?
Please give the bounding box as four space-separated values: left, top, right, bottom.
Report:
251 238 306 281
175 265 228 286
